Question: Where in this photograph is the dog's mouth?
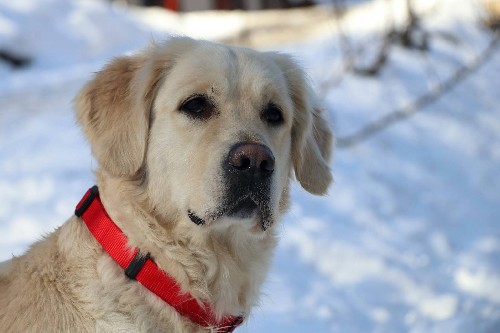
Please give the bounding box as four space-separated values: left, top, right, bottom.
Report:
227 197 258 218
188 194 273 230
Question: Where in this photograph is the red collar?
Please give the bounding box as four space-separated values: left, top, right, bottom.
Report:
75 186 244 333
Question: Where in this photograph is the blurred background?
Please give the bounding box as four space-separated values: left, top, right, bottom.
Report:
1 0 499 332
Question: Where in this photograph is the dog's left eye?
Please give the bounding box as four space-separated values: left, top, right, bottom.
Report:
262 103 284 126
180 96 213 119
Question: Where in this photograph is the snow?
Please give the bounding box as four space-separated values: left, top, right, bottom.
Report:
1 0 499 332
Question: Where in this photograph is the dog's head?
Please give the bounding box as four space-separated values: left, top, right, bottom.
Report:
76 37 332 235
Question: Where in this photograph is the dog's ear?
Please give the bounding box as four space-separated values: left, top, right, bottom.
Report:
75 53 164 178
272 54 334 195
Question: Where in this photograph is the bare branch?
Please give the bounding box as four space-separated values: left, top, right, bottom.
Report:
336 32 500 149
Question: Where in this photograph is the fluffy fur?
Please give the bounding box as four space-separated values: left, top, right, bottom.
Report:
0 37 333 332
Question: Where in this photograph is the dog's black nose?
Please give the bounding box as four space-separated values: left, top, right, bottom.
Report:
227 142 275 180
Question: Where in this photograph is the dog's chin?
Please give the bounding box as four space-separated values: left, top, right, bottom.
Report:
188 197 274 232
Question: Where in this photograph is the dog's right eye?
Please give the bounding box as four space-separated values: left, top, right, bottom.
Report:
179 96 213 120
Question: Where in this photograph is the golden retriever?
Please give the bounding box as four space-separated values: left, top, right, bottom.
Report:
0 37 333 332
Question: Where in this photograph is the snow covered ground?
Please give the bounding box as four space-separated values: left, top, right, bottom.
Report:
1 0 499 332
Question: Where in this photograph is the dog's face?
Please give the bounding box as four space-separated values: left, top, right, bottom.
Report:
76 38 332 235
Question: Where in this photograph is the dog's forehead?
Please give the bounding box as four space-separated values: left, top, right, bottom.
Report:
169 43 288 96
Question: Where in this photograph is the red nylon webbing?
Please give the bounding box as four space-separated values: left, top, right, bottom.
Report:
75 187 243 332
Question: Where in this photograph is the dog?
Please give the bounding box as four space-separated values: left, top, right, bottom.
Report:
0 37 333 332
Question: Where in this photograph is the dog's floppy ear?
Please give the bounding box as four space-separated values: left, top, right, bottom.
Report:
273 54 333 195
75 53 164 178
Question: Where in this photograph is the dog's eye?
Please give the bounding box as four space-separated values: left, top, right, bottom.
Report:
180 96 213 119
262 103 284 126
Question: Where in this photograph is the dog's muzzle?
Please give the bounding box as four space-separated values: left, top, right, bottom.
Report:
188 142 276 230
222 142 274 226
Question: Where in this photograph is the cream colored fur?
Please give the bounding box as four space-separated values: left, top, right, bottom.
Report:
0 37 333 332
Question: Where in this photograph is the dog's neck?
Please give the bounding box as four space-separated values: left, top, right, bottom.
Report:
94 172 277 319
